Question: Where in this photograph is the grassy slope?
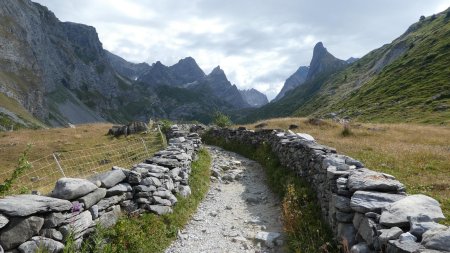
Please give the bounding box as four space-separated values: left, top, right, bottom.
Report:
293 12 450 125
238 117 450 225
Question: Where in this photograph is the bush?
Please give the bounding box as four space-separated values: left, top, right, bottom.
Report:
159 119 173 134
0 144 32 195
341 124 353 137
212 111 232 127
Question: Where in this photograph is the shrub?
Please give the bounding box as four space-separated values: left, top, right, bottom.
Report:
159 119 173 134
0 144 32 195
341 124 353 137
212 111 232 127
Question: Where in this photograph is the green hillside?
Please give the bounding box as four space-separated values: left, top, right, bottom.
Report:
245 9 450 125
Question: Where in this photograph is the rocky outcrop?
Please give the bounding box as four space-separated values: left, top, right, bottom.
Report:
306 42 347 81
207 128 449 253
105 50 151 80
273 66 309 101
239 88 269 107
0 125 202 252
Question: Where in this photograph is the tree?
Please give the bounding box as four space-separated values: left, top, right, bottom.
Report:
419 15 425 22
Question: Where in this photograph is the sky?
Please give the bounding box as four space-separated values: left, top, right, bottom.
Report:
33 0 449 100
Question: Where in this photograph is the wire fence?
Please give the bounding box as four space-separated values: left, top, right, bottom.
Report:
0 132 164 196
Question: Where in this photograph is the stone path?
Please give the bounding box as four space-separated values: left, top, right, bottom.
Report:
165 146 285 253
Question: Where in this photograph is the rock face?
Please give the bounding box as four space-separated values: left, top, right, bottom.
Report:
239 88 269 107
274 66 309 101
0 195 72 216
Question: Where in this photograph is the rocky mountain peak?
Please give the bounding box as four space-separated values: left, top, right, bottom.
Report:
210 66 225 76
170 56 205 83
274 66 310 101
239 88 269 108
307 42 347 80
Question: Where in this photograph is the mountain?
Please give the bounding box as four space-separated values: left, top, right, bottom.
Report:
242 42 348 122
239 88 269 107
274 66 309 101
0 0 253 127
244 9 450 125
105 50 150 80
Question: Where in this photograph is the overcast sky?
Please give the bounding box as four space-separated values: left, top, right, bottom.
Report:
33 0 449 100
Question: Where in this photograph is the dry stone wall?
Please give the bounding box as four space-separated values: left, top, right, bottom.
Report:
0 125 201 253
207 128 450 253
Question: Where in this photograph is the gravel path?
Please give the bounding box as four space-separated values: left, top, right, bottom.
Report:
165 146 285 253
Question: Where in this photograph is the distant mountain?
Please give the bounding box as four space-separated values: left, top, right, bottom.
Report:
242 42 348 122
105 50 150 80
274 66 309 101
169 57 206 84
243 9 450 125
239 88 268 107
346 57 359 64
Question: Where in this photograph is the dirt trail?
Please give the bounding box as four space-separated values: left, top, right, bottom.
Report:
165 146 285 253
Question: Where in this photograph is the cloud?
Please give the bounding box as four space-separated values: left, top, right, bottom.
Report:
34 0 449 100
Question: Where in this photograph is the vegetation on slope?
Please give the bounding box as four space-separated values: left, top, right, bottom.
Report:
203 133 337 252
238 117 450 225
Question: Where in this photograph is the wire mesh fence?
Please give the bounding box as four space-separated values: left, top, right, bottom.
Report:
0 132 164 196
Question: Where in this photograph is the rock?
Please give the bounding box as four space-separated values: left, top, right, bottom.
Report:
380 195 445 228
296 133 315 141
348 169 405 193
386 239 421 253
106 183 132 197
18 241 38 253
378 227 403 247
134 185 156 192
141 177 162 187
408 215 447 239
98 205 121 228
127 171 142 184
350 242 373 253
336 211 354 223
421 226 450 251
40 229 63 241
178 185 191 197
78 188 107 209
31 236 65 253
246 197 262 205
136 163 169 173
51 178 98 200
96 194 126 211
334 194 352 212
399 232 417 242
338 223 357 247
0 216 44 250
358 217 377 246
148 205 173 215
350 191 405 213
153 196 172 206
43 213 67 229
255 232 281 248
59 211 94 240
0 214 9 229
92 169 126 188
89 205 99 220
0 195 72 217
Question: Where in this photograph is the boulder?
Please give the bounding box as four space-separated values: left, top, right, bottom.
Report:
135 164 169 173
348 169 405 193
421 226 450 251
350 191 405 213
386 240 421 253
178 185 191 197
358 217 377 246
43 213 67 229
96 194 126 211
0 216 44 250
334 194 352 212
380 195 445 228
59 211 94 240
91 170 126 188
51 178 98 200
127 171 142 184
350 243 373 253
18 240 38 253
409 215 447 239
141 177 162 187
134 185 156 192
98 205 121 228
40 229 63 241
0 214 9 229
255 231 281 247
78 188 107 209
0 195 72 217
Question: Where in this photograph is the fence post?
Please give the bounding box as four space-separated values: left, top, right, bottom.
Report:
141 138 150 157
52 153 66 177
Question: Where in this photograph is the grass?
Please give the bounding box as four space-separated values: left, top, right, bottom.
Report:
203 133 337 253
84 148 211 253
0 93 45 129
237 117 450 225
0 123 164 195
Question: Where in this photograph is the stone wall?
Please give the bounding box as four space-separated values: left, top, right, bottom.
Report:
0 125 201 253
207 128 450 253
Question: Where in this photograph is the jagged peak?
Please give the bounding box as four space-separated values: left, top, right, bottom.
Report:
209 65 225 76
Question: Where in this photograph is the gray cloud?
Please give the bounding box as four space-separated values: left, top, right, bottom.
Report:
34 0 449 100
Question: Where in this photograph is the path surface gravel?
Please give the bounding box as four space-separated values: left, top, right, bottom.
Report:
165 146 285 253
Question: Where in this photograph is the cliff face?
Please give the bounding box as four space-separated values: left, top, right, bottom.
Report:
274 66 309 101
0 0 122 125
